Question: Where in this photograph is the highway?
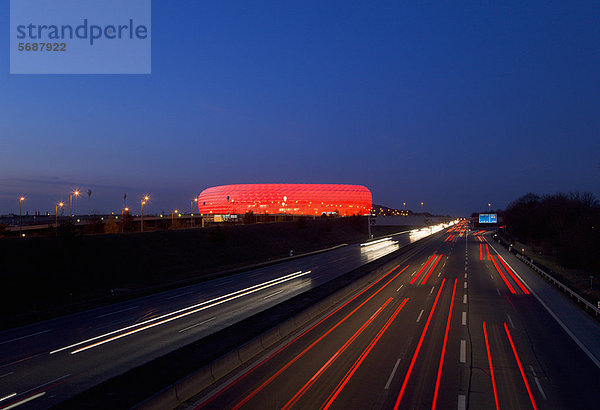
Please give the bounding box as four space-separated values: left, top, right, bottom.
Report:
188 221 600 409
0 226 443 409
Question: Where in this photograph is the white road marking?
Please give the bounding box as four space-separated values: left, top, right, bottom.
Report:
97 306 141 317
396 285 403 292
486 239 600 369
0 329 52 346
463 295 467 304
430 286 435 294
416 310 424 323
463 282 467 289
529 365 547 400
263 290 284 300
460 340 466 363
438 271 442 277
178 317 216 333
464 273 467 279
2 392 45 409
462 311 467 325
507 314 515 329
458 394 466 410
384 358 401 389
496 288 501 296
0 372 14 379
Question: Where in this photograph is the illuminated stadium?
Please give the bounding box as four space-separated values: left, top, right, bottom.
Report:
197 184 372 216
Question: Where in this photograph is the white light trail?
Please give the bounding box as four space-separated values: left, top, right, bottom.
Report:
50 270 310 355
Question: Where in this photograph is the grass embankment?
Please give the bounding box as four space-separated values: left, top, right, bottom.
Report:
0 217 408 328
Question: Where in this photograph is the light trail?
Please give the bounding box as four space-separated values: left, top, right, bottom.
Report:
410 254 435 285
431 279 457 409
497 255 530 294
230 265 409 409
321 298 409 410
394 279 446 409
490 256 516 294
421 254 443 285
483 322 500 410
282 298 393 409
0 392 45 410
50 270 310 355
504 323 538 410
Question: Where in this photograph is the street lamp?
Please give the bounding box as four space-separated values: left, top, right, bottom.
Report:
19 196 25 237
420 201 424 211
70 190 80 219
121 207 129 232
172 209 178 226
141 195 149 232
488 203 491 212
55 202 64 227
191 198 198 227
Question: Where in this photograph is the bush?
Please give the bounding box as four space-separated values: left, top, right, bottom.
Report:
104 218 120 234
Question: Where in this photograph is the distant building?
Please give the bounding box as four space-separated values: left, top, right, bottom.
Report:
197 184 372 216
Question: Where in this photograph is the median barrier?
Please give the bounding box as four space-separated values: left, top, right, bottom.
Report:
278 317 297 338
237 337 264 363
135 232 444 409
210 350 243 381
136 385 178 410
259 327 281 349
175 366 214 403
292 309 313 328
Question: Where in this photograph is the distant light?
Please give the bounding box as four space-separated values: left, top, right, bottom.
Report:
21 233 25 237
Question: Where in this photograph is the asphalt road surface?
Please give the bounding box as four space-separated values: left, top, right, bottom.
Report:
0 227 441 409
187 222 600 410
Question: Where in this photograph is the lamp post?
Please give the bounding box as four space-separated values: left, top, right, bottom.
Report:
19 196 25 237
420 201 424 211
172 209 178 226
55 202 64 227
488 203 491 212
69 190 80 220
122 207 129 233
191 198 198 227
141 196 149 232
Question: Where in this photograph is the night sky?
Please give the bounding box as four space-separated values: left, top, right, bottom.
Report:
1 1 599 216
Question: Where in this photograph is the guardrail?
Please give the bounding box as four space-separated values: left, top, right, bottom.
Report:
514 253 600 317
494 235 600 318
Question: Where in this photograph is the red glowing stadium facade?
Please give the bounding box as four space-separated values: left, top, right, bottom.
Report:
197 184 372 216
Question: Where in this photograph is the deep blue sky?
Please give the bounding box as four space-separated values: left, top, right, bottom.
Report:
1 1 599 216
